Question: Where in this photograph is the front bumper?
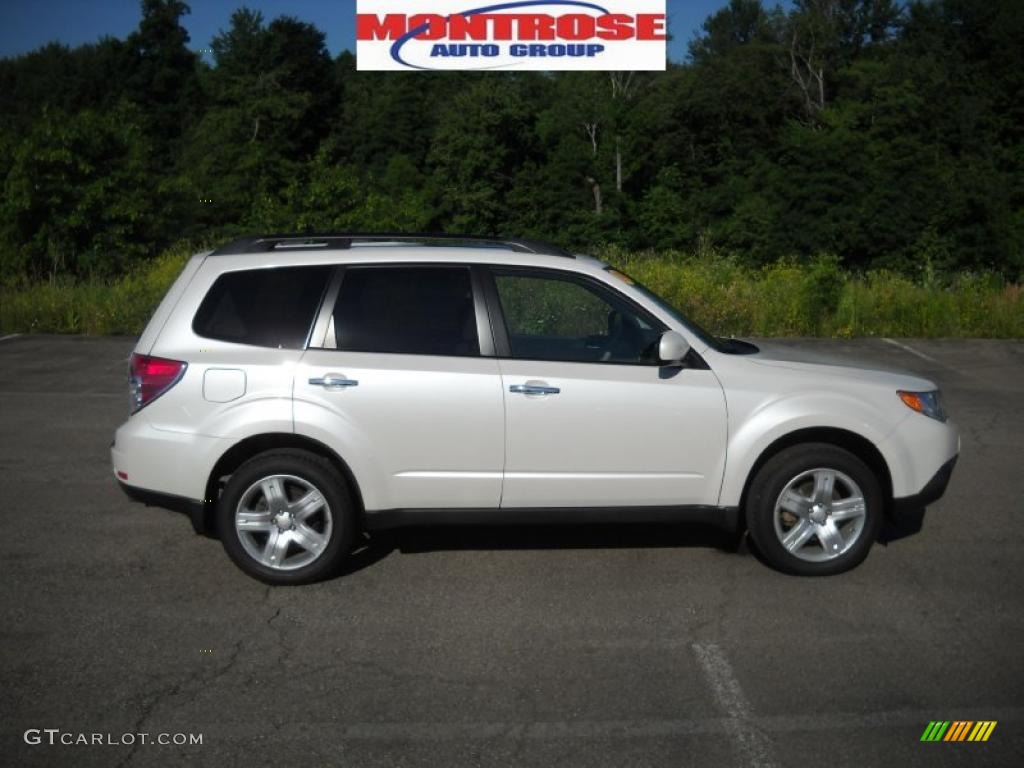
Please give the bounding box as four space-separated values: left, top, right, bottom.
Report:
893 454 958 512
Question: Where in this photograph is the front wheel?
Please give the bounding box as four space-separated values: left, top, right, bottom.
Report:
745 443 882 576
217 449 355 585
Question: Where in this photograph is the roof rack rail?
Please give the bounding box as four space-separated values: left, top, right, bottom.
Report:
211 233 574 258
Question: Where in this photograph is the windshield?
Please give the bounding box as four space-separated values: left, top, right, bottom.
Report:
604 267 726 352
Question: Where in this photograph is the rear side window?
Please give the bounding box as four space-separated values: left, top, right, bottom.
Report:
327 266 479 357
193 266 331 348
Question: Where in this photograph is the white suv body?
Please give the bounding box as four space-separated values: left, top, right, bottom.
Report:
112 235 959 583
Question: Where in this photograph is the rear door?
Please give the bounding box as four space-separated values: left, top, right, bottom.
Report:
294 264 505 512
485 266 727 509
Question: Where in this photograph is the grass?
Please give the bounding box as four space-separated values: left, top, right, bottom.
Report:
1 244 1022 337
0 246 194 335
610 248 1024 338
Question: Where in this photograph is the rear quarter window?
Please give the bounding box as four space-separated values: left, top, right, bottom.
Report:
193 266 332 348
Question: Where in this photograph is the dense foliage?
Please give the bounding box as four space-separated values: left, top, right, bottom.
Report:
1 0 1022 284
3 245 1020 337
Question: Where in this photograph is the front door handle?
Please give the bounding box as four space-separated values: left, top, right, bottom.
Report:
309 374 359 389
510 382 560 396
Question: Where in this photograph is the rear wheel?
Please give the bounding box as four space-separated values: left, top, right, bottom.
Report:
746 443 882 575
217 449 354 585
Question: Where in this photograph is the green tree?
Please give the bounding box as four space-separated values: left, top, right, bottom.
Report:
1 103 159 279
124 0 201 153
178 8 337 235
428 77 538 234
251 151 434 232
2 0 1022 281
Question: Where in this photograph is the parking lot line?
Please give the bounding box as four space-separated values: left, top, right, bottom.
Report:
881 338 940 364
693 643 778 768
0 333 21 342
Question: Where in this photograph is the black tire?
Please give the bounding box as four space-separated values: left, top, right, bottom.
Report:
745 443 882 576
217 449 355 585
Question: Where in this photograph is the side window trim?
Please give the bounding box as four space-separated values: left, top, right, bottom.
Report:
479 266 512 358
308 263 495 358
306 266 345 350
482 265 668 366
469 265 497 357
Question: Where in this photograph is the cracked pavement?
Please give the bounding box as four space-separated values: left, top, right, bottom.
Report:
1 335 1022 767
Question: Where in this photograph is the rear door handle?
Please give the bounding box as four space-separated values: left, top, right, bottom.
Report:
309 374 359 389
509 383 560 396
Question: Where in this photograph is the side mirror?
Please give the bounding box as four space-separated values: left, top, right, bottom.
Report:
658 330 690 365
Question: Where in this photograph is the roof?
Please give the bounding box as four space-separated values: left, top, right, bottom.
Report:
211 233 575 259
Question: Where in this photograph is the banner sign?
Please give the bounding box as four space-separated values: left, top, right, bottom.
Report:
356 1 667 71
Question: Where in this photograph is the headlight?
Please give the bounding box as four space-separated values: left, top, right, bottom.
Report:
897 390 946 422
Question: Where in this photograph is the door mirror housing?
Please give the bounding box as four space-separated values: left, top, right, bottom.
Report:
658 331 690 365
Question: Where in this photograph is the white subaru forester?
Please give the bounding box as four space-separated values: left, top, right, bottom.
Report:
112 234 959 584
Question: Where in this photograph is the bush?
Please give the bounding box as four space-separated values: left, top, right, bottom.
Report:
0 245 192 334
609 248 1022 338
1 244 1021 338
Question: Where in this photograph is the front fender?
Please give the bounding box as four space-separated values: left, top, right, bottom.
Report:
718 390 907 508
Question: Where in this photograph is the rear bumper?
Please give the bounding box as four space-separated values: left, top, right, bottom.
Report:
893 455 958 513
117 480 211 535
111 416 226 500
111 416 224 536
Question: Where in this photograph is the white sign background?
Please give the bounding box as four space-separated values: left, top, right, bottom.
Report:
356 0 667 71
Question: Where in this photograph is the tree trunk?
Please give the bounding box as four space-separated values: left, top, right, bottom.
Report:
586 177 603 215
615 136 623 193
789 29 826 119
583 122 599 157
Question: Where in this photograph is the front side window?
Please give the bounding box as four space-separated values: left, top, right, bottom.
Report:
607 267 727 353
328 266 479 357
492 269 663 364
193 265 331 348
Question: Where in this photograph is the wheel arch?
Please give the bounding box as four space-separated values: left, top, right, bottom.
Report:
201 433 365 535
737 427 894 528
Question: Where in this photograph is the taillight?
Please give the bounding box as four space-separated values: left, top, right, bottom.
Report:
129 353 187 412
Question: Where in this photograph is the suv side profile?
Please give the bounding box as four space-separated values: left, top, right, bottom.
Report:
112 234 959 585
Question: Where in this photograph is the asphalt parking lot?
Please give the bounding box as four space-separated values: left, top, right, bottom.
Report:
1 334 1022 767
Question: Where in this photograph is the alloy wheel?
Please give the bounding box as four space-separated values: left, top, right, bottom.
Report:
772 468 868 563
234 474 333 570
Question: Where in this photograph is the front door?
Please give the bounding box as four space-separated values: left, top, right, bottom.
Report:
486 267 727 509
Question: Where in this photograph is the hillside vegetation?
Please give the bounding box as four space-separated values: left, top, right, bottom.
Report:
1 0 1022 287
2 245 1019 337
1 1 1020 336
